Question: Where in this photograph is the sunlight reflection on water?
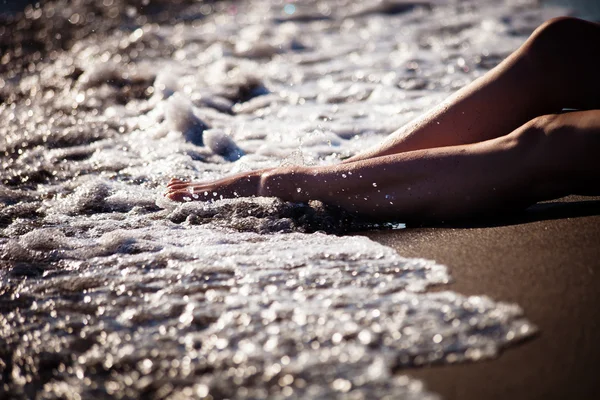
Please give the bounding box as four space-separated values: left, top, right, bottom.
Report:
0 0 566 398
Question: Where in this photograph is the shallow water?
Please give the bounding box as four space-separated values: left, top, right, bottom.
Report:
1 0 564 398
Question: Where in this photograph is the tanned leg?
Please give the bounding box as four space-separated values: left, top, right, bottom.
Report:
167 110 600 220
166 18 600 221
256 110 600 220
345 17 600 163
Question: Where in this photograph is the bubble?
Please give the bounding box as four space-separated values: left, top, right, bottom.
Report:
0 1 538 399
284 4 296 15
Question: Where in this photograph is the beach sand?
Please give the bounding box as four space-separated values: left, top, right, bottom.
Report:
367 195 600 399
2 0 598 397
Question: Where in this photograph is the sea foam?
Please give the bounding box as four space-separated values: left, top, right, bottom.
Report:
0 0 563 398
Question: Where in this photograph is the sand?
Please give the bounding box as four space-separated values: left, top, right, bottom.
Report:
366 195 600 399
2 0 598 398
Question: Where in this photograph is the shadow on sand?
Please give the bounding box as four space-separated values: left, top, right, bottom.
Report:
418 196 600 229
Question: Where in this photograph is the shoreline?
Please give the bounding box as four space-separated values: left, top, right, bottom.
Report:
366 195 600 399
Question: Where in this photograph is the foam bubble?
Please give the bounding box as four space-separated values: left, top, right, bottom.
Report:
203 129 245 161
0 0 555 398
19 228 71 251
165 93 209 146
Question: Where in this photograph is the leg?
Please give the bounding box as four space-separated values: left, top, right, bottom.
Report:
346 17 600 163
258 110 600 220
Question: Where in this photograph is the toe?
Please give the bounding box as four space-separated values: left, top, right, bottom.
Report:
167 183 192 191
165 190 184 201
167 178 186 187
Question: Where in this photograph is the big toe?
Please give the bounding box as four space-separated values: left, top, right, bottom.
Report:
165 190 185 201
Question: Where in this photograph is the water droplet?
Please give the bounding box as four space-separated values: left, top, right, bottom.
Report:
284 4 296 15
332 378 352 393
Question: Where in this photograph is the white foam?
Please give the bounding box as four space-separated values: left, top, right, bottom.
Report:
0 0 563 398
164 93 209 146
203 129 245 161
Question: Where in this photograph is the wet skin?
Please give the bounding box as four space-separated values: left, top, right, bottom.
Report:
166 17 600 221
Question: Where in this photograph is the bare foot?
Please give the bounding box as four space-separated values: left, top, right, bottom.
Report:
165 171 266 202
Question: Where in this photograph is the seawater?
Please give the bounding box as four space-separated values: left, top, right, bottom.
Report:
1 1 563 398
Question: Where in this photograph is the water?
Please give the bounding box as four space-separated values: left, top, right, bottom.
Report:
1 0 565 398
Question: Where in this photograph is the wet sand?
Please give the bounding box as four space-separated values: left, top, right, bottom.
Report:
366 195 600 400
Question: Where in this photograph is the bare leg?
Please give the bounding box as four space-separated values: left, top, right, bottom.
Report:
256 110 600 220
167 110 600 220
345 17 600 162
166 18 600 221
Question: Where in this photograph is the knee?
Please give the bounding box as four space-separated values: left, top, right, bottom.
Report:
533 16 586 35
512 113 592 168
506 115 570 198
530 17 589 42
510 114 562 154
526 17 597 60
513 114 551 140
523 17 600 109
512 112 600 198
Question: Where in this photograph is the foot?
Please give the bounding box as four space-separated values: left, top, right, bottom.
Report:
165 171 265 202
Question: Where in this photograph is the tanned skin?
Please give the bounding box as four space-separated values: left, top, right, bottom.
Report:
166 17 600 221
